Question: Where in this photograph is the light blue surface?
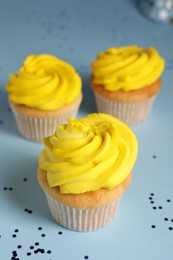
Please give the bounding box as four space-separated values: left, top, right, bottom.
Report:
0 0 173 259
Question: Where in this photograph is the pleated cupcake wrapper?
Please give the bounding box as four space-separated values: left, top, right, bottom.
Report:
45 192 121 232
10 106 79 142
94 92 156 126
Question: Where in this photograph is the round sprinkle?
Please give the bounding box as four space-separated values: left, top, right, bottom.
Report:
12 250 17 255
35 242 39 246
38 227 42 230
17 245 22 249
84 256 89 259
14 229 19 233
12 234 17 238
27 252 31 256
164 218 169 221
152 155 157 159
168 227 173 230
40 249 45 254
23 178 27 182
9 187 13 191
24 208 33 214
171 219 173 222
153 207 157 210
41 233 46 237
58 231 63 235
158 206 163 209
30 246 34 250
167 199 171 202
151 225 156 228
150 193 154 196
150 201 154 204
3 187 7 190
47 250 52 254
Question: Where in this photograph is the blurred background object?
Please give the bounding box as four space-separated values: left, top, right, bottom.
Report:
140 0 173 25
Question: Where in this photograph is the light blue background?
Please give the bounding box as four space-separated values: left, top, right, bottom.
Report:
0 0 173 259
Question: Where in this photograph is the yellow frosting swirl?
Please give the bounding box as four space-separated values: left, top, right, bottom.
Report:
91 46 165 91
6 54 82 110
38 113 138 194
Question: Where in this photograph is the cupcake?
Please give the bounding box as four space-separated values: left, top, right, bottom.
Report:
90 46 165 125
5 54 82 142
37 113 138 232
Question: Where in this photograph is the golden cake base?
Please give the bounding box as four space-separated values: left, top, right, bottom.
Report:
9 92 83 142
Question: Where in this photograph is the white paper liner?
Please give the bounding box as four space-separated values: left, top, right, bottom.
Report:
10 106 79 142
94 92 156 125
45 192 121 232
